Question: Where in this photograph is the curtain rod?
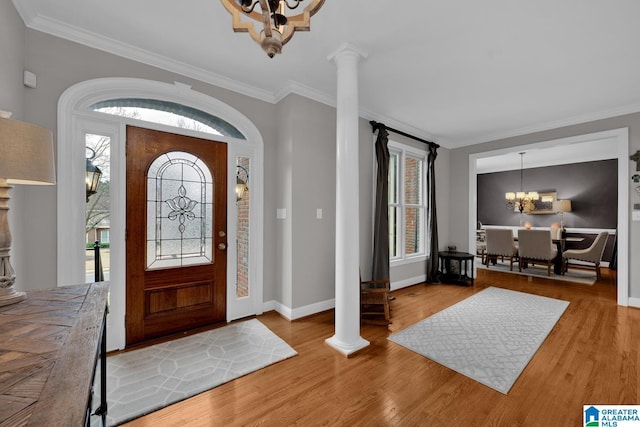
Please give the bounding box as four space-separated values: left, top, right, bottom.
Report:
370 120 439 149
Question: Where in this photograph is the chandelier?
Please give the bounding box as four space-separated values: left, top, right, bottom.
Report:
220 0 325 58
505 152 539 214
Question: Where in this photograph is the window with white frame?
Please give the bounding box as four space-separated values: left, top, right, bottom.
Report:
388 141 427 263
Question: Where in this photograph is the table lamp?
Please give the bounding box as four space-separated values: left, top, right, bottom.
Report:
0 111 55 306
554 199 572 230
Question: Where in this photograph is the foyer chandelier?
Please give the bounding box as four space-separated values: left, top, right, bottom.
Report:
505 152 539 214
220 0 325 58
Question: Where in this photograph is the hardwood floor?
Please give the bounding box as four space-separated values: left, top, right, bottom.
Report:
124 268 637 426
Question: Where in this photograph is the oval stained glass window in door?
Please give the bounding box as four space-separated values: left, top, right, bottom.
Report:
146 151 213 269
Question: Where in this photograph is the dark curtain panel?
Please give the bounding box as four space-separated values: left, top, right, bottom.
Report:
372 127 390 280
426 144 439 282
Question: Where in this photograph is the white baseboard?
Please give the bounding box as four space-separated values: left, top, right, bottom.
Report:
391 275 426 291
262 276 427 321
628 297 640 308
262 298 335 321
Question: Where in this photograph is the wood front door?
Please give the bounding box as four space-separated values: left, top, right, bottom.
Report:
125 126 227 346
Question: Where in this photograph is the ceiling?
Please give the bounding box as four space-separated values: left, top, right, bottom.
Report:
13 0 640 149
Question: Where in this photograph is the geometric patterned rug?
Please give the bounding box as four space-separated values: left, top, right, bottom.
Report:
102 319 297 426
388 287 569 394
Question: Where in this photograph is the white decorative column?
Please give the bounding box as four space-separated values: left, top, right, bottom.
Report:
325 44 369 356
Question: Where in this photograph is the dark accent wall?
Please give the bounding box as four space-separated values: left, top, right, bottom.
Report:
477 159 617 229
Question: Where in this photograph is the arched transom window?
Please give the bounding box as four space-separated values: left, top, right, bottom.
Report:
90 98 246 139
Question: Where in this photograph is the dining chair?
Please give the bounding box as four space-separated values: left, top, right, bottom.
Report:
563 231 608 280
517 229 558 276
485 228 518 271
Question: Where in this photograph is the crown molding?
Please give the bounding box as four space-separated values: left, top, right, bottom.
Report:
360 108 442 145
457 101 640 148
10 0 38 24
19 5 637 150
24 14 278 104
273 80 335 107
19 9 442 146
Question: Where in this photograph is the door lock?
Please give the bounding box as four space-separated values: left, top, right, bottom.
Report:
218 243 227 250
218 231 226 237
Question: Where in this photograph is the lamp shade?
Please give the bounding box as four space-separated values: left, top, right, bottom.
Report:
554 199 572 213
0 117 55 185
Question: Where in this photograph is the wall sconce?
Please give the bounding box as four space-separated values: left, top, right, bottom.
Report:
0 111 55 306
236 165 249 201
86 147 102 202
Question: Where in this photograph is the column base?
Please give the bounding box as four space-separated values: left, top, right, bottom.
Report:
325 335 370 358
0 287 26 307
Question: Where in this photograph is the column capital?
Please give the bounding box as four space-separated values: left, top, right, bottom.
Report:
327 43 368 63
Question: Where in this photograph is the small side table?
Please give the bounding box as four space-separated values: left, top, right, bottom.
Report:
438 251 475 286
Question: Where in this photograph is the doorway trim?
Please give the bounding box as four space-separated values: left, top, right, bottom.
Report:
468 128 629 306
57 78 264 350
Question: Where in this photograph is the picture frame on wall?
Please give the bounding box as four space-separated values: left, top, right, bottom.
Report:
529 191 556 214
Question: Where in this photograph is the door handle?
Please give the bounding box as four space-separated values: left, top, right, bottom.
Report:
218 243 227 250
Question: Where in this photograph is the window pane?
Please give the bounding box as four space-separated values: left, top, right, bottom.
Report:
89 98 246 139
388 153 399 204
405 156 422 205
236 157 250 298
85 133 110 283
146 151 213 270
405 207 423 255
389 206 398 258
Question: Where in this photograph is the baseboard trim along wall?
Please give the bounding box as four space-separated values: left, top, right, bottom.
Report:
628 297 640 309
263 298 336 321
262 276 428 321
264 272 632 320
391 275 427 292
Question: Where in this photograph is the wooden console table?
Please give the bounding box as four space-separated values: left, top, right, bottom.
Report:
0 282 109 426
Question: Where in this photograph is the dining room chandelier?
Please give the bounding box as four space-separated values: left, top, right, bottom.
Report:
505 152 539 214
220 0 325 58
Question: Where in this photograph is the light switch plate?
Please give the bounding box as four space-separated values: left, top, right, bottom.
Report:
632 211 640 221
316 208 323 219
23 70 37 88
276 208 286 220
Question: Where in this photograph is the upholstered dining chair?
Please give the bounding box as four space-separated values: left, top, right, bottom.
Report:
563 231 608 280
517 229 558 276
485 228 518 271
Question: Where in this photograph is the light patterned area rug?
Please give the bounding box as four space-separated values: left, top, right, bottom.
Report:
388 287 569 394
104 319 297 426
477 259 596 285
